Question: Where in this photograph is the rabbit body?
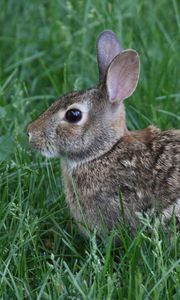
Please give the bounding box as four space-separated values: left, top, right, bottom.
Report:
28 30 180 235
62 126 180 234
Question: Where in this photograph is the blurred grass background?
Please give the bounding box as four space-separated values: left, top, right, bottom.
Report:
0 0 179 299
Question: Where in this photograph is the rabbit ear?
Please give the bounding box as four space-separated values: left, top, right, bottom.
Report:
106 50 140 103
96 30 123 82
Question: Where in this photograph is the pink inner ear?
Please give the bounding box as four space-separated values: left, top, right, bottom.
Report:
106 50 140 103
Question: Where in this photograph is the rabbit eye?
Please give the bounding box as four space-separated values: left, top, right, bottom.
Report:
65 109 82 123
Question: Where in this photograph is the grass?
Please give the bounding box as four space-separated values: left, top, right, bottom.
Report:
0 0 180 298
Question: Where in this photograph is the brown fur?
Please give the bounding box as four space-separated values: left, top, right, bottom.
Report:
27 30 180 237
61 126 180 235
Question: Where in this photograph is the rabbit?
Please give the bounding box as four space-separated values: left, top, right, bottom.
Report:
27 30 180 237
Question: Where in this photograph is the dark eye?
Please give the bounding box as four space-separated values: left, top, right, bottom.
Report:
65 109 82 123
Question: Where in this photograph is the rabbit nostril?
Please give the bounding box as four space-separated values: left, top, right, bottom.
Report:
28 132 32 141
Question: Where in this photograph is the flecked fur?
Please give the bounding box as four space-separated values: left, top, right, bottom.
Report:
27 30 180 237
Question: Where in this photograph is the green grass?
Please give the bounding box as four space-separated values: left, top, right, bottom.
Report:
0 0 180 298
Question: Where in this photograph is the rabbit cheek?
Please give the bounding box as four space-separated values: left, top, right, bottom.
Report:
56 124 84 156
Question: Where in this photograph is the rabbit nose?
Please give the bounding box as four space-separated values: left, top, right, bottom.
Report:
27 130 32 141
27 125 33 140
28 132 32 141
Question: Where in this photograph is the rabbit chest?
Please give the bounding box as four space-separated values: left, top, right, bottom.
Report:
61 142 156 232
61 161 122 233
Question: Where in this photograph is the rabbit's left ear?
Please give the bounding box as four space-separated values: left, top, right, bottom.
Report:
97 30 123 82
106 50 140 103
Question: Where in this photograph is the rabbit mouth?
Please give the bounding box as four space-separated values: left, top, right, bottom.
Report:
29 138 58 158
40 141 59 158
40 148 58 158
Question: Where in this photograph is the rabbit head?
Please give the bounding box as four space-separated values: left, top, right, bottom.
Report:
27 30 140 165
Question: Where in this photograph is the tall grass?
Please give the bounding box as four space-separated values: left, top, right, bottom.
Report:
0 0 179 298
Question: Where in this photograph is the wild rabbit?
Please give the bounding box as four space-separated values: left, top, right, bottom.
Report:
27 30 180 237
